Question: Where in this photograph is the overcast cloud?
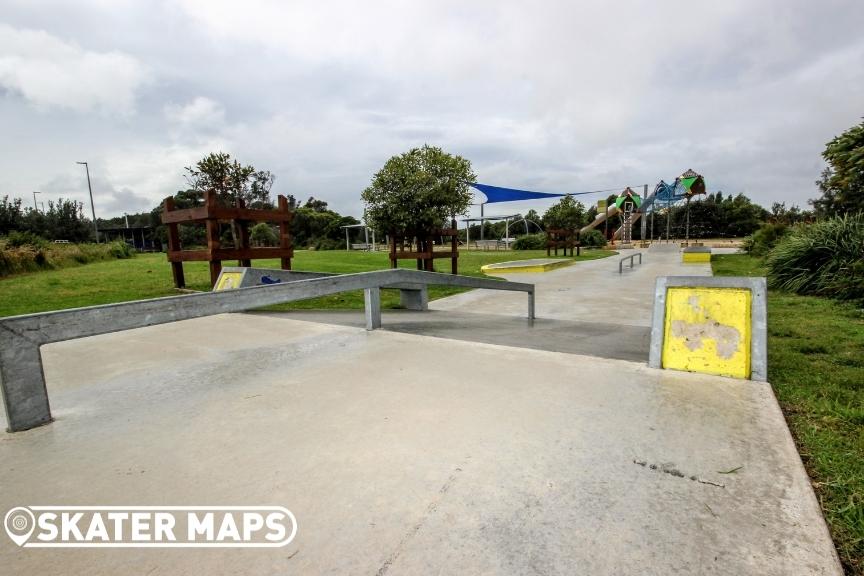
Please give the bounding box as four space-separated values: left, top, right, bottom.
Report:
1 0 863 220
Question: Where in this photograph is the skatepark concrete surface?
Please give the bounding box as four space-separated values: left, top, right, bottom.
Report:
432 247 715 327
0 246 842 575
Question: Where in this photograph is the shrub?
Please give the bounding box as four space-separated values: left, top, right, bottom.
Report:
0 240 134 278
5 231 48 248
743 222 788 256
250 223 278 247
312 237 342 251
512 233 547 250
580 229 607 248
108 241 134 259
765 214 864 301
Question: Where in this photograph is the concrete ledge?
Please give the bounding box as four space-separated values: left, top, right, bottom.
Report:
649 276 767 380
481 258 573 274
682 246 711 263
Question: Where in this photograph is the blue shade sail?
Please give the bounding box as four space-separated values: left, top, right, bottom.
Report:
470 183 569 204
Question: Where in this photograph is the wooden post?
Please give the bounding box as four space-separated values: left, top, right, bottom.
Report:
163 197 185 289
424 234 433 272
278 195 292 270
236 198 251 267
451 219 458 274
205 192 222 286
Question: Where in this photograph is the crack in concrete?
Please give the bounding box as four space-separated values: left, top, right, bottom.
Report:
375 461 467 576
633 460 726 488
0 322 42 346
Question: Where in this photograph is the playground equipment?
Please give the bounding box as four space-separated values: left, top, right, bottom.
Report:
462 214 541 249
616 187 642 245
579 170 706 243
161 190 294 288
579 186 645 242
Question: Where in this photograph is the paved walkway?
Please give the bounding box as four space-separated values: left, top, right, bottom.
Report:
0 247 842 575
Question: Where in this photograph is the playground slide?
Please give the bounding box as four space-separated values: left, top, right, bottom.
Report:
580 205 639 240
582 193 657 240
579 205 620 235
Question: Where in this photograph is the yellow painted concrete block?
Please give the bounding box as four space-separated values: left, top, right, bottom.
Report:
214 271 243 291
682 252 711 263
662 287 751 378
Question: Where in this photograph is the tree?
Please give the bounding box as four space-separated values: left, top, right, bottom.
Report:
362 145 475 234
542 195 586 230
0 196 24 235
183 152 276 247
523 209 543 232
184 152 274 208
303 197 329 212
811 118 864 216
249 223 278 247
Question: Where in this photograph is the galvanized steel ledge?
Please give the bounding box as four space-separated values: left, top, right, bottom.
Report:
0 269 534 432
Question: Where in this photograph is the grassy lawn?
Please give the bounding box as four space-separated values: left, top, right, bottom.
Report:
713 254 864 575
0 248 615 317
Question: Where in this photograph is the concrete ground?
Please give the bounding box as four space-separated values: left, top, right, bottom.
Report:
0 246 842 574
280 248 712 363
432 247 714 327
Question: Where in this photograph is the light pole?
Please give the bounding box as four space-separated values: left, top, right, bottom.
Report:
76 161 99 242
32 191 41 212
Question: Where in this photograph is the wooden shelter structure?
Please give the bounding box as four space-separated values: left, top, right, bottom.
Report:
161 190 294 288
389 220 459 274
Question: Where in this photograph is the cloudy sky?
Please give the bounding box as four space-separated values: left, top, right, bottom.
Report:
1 0 863 221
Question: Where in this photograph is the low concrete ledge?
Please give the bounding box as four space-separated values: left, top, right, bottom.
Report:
682 246 711 263
0 269 534 432
480 258 574 274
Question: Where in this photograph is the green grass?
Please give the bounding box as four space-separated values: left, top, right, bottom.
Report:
713 254 864 575
0 249 615 317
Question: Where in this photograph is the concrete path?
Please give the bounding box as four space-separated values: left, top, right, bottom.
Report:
0 315 841 575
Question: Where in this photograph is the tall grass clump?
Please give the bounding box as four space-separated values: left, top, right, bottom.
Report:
0 239 134 278
765 214 864 301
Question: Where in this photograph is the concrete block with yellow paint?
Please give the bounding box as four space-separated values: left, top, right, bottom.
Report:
662 287 751 378
649 277 767 380
682 246 711 263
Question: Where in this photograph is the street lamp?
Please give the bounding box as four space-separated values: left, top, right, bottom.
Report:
32 191 41 212
76 161 99 243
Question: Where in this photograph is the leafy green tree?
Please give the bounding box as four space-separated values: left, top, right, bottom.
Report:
542 195 586 230
0 196 24 235
250 223 278 247
812 118 864 216
180 152 276 247
303 197 329 212
362 145 475 234
184 152 274 209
